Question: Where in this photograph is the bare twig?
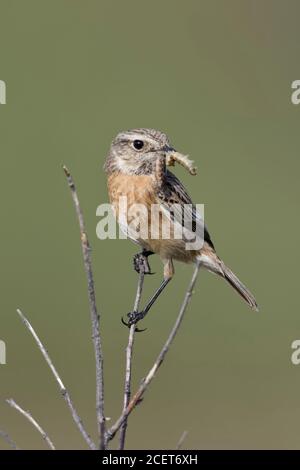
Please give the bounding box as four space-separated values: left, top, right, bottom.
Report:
107 261 201 442
6 399 55 450
16 308 97 450
119 269 145 450
63 165 105 449
0 428 19 450
176 430 189 450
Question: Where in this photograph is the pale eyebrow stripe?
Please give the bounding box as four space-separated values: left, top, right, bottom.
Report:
117 133 157 146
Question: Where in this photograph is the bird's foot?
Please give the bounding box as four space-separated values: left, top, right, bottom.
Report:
127 310 146 325
133 252 154 275
121 311 147 332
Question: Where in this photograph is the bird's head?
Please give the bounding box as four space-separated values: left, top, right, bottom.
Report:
104 128 174 175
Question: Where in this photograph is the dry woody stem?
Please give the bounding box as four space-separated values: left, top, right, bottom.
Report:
15 308 97 450
63 165 106 450
107 261 201 442
119 269 145 450
6 399 55 450
176 430 189 450
0 428 19 450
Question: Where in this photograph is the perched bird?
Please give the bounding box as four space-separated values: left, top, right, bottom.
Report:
104 128 258 326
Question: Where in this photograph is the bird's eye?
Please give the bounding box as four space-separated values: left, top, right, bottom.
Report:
133 140 144 150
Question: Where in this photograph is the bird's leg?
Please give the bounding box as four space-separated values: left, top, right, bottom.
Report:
133 249 154 275
123 259 174 327
125 277 171 326
121 250 155 332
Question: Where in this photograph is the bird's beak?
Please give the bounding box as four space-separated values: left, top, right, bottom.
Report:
162 145 176 153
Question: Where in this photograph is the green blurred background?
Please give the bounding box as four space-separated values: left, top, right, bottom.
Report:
0 0 300 450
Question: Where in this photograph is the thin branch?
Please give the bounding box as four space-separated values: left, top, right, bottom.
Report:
119 269 145 450
176 430 189 450
16 308 97 450
63 165 105 449
6 399 55 450
0 428 20 450
107 261 201 442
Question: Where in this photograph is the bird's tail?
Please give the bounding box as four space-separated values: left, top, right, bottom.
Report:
198 252 258 311
220 262 258 311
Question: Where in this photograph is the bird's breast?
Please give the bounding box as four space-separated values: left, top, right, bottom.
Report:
108 173 157 208
107 173 195 261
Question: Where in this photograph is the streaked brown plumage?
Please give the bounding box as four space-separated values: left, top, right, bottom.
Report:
105 128 258 324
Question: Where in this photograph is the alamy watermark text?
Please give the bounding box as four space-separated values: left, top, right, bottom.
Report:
0 80 6 104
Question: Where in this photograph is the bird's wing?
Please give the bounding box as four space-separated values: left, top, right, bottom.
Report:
111 202 141 246
157 170 215 250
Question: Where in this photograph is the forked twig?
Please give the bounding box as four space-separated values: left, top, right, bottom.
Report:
6 399 55 450
107 261 201 442
3 167 199 450
63 165 106 449
0 428 19 450
16 308 97 450
119 269 145 450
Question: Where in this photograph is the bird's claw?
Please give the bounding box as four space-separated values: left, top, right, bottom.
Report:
133 253 154 275
127 310 145 324
121 311 147 332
